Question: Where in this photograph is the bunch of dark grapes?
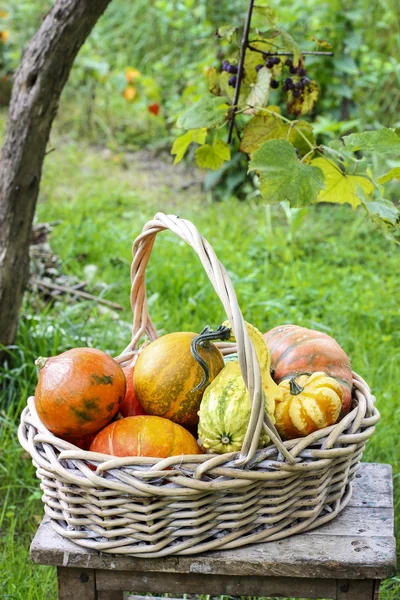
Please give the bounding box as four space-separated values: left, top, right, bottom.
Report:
255 55 281 88
222 54 313 97
253 53 313 98
282 58 311 97
222 59 239 87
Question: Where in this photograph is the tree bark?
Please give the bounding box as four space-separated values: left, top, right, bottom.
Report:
0 0 112 348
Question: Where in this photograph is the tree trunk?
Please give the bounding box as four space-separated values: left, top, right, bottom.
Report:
0 0 112 349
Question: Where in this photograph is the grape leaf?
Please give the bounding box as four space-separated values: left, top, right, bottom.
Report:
260 28 282 39
177 97 229 130
217 25 237 41
287 80 319 116
208 67 221 96
311 157 375 208
377 167 400 185
343 128 400 155
311 37 332 49
218 71 251 105
244 67 271 114
249 139 325 206
270 61 283 79
171 129 207 165
289 121 316 157
240 111 316 157
195 138 231 170
278 29 302 66
362 197 399 226
240 111 289 154
252 28 300 66
252 5 278 28
244 40 278 85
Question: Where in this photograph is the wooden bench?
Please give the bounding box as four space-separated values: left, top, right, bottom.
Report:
30 463 396 600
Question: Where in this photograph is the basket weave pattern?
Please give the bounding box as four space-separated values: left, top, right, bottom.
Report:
18 213 379 557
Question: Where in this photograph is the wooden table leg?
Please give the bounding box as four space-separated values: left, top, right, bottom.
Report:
373 580 381 599
336 579 379 599
97 592 125 600
57 567 96 600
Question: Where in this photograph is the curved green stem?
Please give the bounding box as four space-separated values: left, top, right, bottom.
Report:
301 147 320 163
191 325 231 392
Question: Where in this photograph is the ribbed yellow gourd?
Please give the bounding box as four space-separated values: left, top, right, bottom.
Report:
275 372 343 440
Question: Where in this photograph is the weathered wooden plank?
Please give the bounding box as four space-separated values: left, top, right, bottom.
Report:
349 464 393 508
57 567 96 600
31 521 396 579
304 507 394 537
96 570 337 599
182 535 396 580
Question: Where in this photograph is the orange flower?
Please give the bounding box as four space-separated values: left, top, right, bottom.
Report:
148 102 160 116
0 10 8 18
125 68 141 84
0 30 9 42
122 85 137 102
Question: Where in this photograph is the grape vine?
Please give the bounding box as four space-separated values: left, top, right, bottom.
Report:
172 1 399 240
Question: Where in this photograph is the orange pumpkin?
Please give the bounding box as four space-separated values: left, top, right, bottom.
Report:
119 356 146 418
264 325 353 414
89 415 202 458
35 348 126 438
134 332 224 426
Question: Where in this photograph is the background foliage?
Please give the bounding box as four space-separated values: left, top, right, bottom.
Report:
0 0 399 598
2 0 399 144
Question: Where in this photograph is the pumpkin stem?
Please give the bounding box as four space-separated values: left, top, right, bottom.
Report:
191 325 231 392
35 356 49 369
289 377 304 395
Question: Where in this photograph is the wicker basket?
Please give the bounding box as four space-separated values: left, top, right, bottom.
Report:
18 212 380 557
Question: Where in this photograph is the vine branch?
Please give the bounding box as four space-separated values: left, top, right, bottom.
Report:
227 0 255 144
247 45 334 57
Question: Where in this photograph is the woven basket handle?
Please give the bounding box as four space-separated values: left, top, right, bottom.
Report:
118 212 295 465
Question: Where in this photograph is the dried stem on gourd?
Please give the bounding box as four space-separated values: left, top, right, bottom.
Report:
191 325 231 392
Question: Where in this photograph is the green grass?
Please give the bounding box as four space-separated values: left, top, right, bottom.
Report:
1 136 399 599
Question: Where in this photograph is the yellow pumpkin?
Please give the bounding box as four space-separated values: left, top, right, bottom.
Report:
275 372 343 440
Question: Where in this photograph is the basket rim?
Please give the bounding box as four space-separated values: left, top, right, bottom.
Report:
18 371 379 495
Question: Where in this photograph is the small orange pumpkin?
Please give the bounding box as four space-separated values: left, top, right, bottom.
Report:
275 372 343 440
89 415 203 458
34 348 126 438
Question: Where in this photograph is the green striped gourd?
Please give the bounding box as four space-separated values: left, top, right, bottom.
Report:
198 321 282 454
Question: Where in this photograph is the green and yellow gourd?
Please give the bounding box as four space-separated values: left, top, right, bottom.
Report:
198 321 283 454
